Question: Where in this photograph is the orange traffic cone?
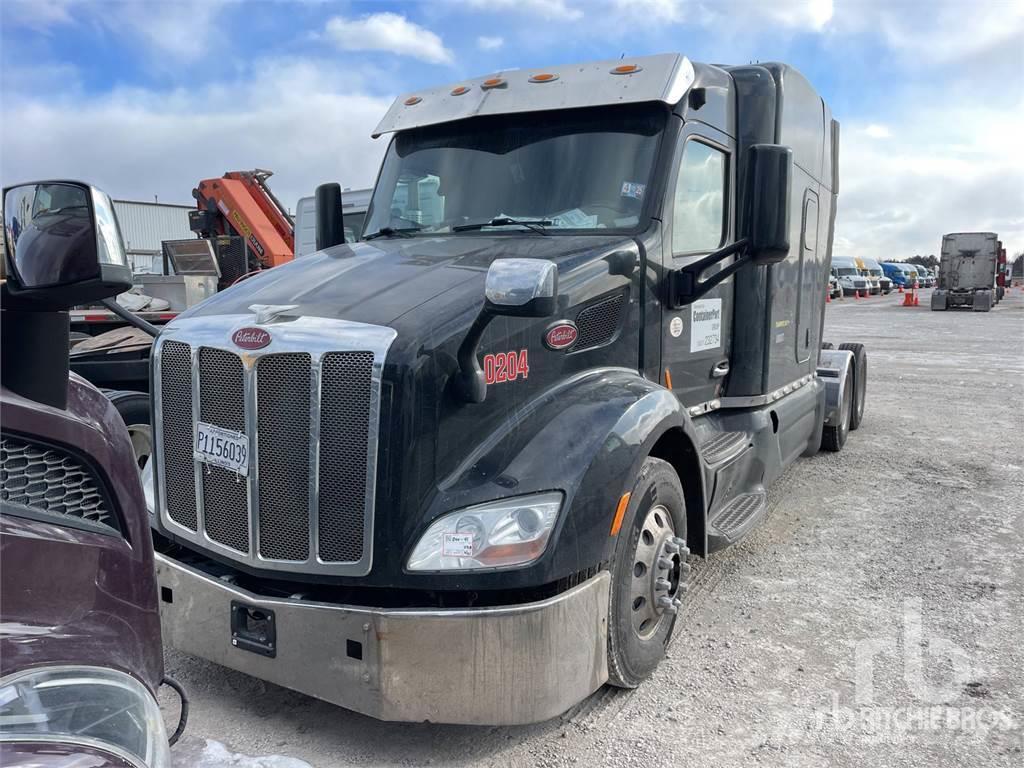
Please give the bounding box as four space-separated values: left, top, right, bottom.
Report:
898 284 904 293
854 290 860 299
903 290 915 307
826 290 831 303
914 293 920 306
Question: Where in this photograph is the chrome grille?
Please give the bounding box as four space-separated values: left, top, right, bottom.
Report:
154 315 395 576
1 435 118 533
161 340 196 530
318 352 374 563
257 353 311 561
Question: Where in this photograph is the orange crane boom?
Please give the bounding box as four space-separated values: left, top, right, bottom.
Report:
192 169 294 268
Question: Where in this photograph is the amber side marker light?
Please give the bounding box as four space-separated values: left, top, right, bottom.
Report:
664 368 673 390
451 86 470 96
481 77 506 89
610 64 642 75
610 492 632 536
404 96 422 106
529 73 559 83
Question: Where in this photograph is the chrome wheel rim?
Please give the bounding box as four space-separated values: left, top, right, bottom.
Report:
127 423 153 472
629 504 688 639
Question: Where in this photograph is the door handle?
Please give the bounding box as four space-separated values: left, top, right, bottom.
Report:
711 360 730 378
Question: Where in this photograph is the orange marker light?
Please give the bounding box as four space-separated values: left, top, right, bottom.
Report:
664 368 673 390
610 492 632 537
450 86 470 96
529 73 558 83
404 96 422 106
481 77 505 89
611 64 642 75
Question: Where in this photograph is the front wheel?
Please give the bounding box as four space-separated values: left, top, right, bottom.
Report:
106 390 153 473
607 457 689 688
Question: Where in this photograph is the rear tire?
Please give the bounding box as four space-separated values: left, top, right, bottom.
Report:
607 457 689 688
821 365 853 452
838 343 867 430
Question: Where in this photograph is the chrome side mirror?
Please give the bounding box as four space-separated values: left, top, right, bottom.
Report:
484 258 558 317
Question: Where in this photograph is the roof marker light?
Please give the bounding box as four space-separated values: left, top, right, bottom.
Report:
404 96 422 106
450 86 470 96
611 64 642 75
529 73 558 83
481 77 505 89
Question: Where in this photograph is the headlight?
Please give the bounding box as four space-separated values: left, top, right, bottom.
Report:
0 666 170 768
407 492 563 572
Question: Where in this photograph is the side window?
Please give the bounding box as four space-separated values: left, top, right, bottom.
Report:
672 140 726 254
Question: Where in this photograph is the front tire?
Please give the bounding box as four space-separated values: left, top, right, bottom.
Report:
106 390 153 472
607 457 689 688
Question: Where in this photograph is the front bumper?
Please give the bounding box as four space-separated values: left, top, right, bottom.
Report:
155 555 610 725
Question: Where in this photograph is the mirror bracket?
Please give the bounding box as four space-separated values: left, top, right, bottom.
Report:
668 238 750 307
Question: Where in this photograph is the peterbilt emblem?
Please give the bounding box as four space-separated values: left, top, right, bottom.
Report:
544 322 578 350
232 327 271 349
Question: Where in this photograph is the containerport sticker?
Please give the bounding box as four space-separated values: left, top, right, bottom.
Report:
691 298 722 352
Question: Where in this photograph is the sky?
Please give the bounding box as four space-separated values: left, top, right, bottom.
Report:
1 0 1022 260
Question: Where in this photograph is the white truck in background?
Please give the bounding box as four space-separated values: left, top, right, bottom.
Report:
932 232 1001 312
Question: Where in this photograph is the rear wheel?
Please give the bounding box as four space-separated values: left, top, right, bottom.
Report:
838 343 867 430
821 365 853 452
607 457 689 688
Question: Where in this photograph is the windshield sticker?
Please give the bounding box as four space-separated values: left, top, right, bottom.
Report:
669 316 683 338
690 298 722 352
621 181 646 200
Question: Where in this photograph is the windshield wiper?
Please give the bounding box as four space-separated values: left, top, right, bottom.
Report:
363 226 422 241
453 216 551 235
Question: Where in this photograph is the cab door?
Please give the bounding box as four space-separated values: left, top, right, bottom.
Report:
659 124 735 408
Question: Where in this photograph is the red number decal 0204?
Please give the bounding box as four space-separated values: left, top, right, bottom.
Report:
483 350 529 385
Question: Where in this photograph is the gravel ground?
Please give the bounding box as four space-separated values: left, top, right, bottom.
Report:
162 287 1024 767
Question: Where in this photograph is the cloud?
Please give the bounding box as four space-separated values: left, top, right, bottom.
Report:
0 58 393 212
467 0 583 21
477 35 505 51
324 12 453 65
863 124 891 139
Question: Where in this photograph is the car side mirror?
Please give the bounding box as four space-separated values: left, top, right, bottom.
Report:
3 180 132 308
455 259 559 403
746 144 792 265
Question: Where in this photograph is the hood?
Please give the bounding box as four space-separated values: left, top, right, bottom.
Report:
183 234 628 331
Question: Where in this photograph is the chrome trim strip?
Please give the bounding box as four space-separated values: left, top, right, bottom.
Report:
712 373 817 412
153 314 397 577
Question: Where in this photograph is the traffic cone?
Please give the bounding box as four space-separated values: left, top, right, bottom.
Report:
898 284 904 293
826 290 831 303
903 290 914 307
914 293 920 306
854 290 860 299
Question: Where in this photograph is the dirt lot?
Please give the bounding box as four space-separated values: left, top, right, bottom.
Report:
162 288 1024 768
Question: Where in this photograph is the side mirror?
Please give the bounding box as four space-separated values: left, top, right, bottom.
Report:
3 180 132 308
456 259 559 403
484 258 558 318
746 144 792 265
315 182 346 250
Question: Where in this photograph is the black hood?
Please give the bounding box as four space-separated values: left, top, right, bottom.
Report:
184 234 628 332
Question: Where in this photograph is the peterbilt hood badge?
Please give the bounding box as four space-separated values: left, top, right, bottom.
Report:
232 327 271 349
544 321 579 350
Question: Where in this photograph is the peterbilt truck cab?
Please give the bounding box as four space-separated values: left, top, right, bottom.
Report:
148 54 867 725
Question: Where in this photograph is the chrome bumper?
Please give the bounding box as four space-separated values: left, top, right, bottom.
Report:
155 555 609 725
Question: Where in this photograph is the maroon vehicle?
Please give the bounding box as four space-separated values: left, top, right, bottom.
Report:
1 181 184 766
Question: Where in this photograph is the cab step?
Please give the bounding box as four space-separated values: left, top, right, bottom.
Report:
699 431 751 467
707 489 767 551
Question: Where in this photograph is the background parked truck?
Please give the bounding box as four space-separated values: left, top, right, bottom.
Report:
932 232 1001 311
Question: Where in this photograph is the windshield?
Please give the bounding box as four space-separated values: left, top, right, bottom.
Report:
364 105 666 237
869 268 883 276
837 267 858 276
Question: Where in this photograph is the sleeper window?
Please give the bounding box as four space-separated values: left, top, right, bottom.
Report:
672 141 726 254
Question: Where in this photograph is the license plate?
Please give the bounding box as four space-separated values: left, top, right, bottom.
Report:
195 422 249 476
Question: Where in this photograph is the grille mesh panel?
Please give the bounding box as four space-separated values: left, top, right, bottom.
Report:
1 435 118 533
160 340 197 530
199 348 249 553
257 354 312 561
575 293 625 350
318 352 374 562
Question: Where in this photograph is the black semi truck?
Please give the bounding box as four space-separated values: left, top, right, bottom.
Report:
147 54 866 724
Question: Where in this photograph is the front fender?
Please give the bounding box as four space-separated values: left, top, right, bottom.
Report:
426 368 701 584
